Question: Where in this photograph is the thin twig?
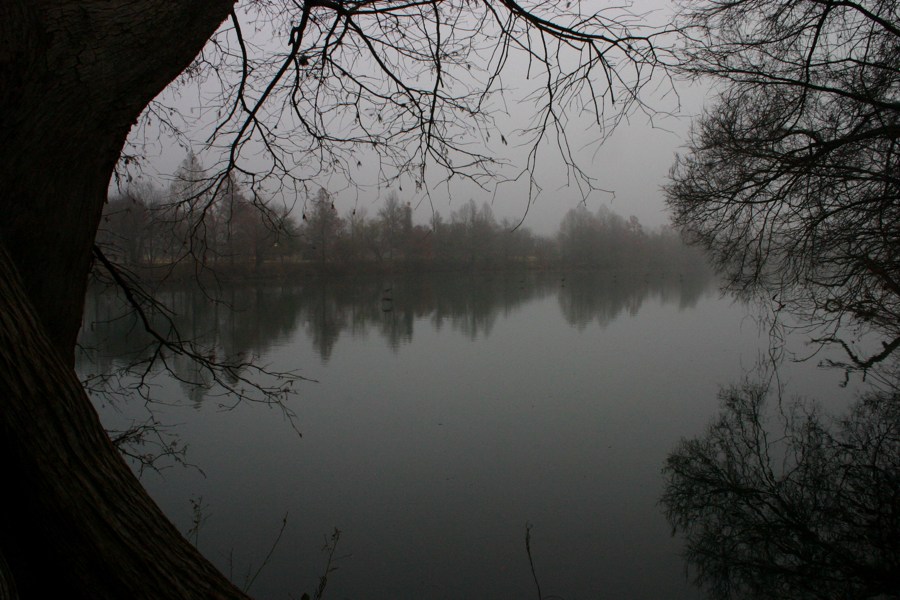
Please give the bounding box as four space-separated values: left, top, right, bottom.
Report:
525 522 543 600
244 513 289 593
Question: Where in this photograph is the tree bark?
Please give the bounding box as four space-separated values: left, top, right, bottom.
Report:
0 0 234 362
0 1 253 596
0 247 250 598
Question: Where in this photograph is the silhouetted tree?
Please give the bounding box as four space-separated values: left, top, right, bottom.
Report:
336 206 369 264
499 218 537 265
168 153 216 266
664 8 900 597
98 185 157 266
302 189 345 267
666 0 900 358
447 199 498 266
217 172 250 267
558 205 600 266
377 192 409 263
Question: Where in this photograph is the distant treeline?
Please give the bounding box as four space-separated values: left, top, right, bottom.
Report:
98 160 708 278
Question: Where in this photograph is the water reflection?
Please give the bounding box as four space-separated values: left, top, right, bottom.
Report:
661 381 900 599
558 270 710 330
79 269 713 376
78 268 780 599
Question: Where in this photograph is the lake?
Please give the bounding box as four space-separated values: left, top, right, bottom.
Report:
76 270 862 599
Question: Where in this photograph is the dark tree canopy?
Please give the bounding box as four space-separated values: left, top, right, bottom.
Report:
666 0 900 354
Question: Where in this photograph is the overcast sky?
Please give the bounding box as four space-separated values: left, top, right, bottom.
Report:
124 1 708 236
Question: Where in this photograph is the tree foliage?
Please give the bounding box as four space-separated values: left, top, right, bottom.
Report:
666 0 900 352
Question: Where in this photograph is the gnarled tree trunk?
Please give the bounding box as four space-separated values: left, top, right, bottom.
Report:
0 247 249 598
0 0 233 359
0 1 252 596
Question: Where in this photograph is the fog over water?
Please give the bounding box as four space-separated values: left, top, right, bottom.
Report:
78 271 864 599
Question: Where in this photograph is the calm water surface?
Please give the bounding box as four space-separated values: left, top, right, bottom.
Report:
77 271 861 599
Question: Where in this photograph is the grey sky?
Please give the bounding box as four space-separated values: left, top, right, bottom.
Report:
121 1 703 236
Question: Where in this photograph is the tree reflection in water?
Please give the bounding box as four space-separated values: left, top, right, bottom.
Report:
77 269 714 470
79 269 713 372
661 381 900 599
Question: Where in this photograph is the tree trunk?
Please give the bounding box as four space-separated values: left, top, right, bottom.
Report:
0 1 252 596
0 0 233 362
0 247 249 598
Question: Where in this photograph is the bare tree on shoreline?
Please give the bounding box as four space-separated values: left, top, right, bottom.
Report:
0 2 676 597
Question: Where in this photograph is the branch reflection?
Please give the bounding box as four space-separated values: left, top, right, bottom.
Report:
662 381 900 599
